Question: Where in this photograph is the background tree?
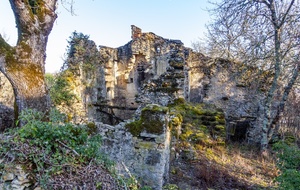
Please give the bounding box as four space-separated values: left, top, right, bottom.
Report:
0 0 58 124
205 0 300 151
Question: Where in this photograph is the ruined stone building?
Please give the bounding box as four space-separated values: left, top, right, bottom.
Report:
0 25 268 142
0 25 273 189
58 25 265 143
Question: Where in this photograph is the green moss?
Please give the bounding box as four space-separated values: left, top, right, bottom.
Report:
87 122 97 135
168 100 226 148
283 133 296 145
173 98 185 105
125 121 141 136
0 35 17 66
216 115 226 125
20 41 32 57
0 35 11 52
199 125 208 132
163 184 179 190
144 119 165 134
4 49 17 66
125 105 168 137
137 141 156 149
27 0 52 23
141 104 168 113
214 125 225 131
201 115 216 122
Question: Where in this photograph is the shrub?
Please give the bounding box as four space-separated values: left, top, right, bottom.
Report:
46 73 77 106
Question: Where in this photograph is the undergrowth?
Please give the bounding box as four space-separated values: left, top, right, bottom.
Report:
0 109 118 189
272 141 300 190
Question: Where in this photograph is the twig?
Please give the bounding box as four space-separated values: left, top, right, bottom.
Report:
55 140 79 156
121 162 139 186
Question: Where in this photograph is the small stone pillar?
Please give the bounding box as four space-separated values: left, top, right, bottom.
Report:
131 25 142 40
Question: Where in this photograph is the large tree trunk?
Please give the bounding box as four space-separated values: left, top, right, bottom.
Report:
0 0 58 124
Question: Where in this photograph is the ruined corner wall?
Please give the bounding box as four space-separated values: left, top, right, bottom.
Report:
188 58 264 143
97 104 171 190
96 26 189 123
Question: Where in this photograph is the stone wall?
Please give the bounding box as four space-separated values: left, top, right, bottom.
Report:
97 26 187 123
0 72 14 131
97 104 171 190
74 26 264 143
0 164 36 190
188 58 264 142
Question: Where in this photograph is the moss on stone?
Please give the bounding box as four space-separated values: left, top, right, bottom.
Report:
125 120 143 137
137 141 156 149
168 98 226 148
141 104 168 114
125 105 168 137
86 122 97 135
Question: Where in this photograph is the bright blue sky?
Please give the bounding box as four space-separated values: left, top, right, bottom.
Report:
0 0 214 73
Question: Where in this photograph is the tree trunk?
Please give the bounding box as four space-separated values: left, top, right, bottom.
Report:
0 0 58 125
267 63 300 141
260 0 297 151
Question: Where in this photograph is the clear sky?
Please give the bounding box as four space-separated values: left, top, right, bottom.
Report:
0 0 214 73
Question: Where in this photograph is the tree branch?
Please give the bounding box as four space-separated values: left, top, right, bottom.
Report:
279 0 295 28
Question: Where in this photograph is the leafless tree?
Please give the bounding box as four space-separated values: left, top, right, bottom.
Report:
205 0 300 151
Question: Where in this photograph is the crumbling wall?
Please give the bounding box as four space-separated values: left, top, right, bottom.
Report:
0 72 14 131
96 26 188 123
97 104 171 190
68 25 265 142
188 58 264 142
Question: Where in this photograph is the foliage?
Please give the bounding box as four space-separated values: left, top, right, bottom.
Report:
272 142 300 189
0 109 115 189
46 72 77 106
62 31 99 73
45 73 55 88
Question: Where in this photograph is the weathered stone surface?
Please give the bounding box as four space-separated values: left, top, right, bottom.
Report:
97 104 171 190
62 25 267 144
0 164 34 190
0 72 14 131
0 73 14 107
1 172 15 181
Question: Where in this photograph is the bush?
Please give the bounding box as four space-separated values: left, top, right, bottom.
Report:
46 73 77 106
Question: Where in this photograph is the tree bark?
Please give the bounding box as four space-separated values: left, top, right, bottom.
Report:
267 63 300 141
0 0 58 124
260 0 296 151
